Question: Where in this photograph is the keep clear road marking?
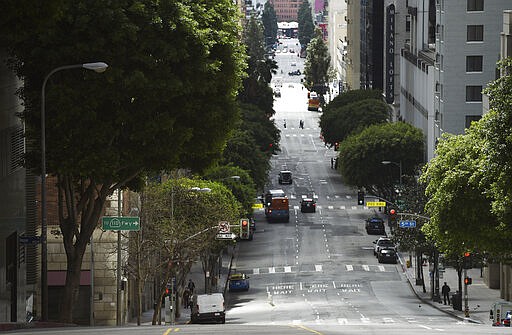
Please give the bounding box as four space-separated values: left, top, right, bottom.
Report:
346 265 354 271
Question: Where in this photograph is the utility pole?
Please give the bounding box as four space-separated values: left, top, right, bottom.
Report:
464 267 469 317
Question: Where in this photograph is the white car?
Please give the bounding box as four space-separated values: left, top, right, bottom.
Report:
373 237 396 256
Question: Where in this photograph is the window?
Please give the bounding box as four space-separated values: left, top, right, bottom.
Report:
465 115 481 129
467 0 483 11
466 86 482 102
466 56 483 72
467 25 484 41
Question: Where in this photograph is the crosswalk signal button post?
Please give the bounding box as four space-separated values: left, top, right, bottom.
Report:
240 218 250 240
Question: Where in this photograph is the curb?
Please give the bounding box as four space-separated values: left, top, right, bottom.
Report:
398 254 482 324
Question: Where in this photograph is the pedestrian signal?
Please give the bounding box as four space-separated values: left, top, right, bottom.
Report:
357 191 364 206
463 252 472 269
240 218 250 240
464 277 472 285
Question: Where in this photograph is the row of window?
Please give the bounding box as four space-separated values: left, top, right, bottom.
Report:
437 0 484 11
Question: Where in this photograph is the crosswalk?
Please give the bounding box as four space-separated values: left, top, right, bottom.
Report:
242 264 395 275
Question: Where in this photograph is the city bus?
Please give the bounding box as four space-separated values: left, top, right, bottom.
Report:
308 91 320 111
264 189 290 223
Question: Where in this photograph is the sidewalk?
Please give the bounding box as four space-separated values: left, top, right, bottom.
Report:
398 251 501 324
131 245 236 326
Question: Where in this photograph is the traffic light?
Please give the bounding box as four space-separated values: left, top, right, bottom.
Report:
240 218 250 240
357 191 365 206
334 142 340 151
464 277 472 285
463 252 473 269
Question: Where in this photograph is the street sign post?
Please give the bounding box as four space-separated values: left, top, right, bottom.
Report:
366 201 386 207
215 233 237 240
19 235 41 245
102 216 140 231
399 220 416 228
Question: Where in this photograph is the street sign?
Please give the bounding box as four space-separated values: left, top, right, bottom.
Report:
366 201 386 207
399 220 416 228
218 221 230 233
19 235 41 245
215 233 236 240
102 216 140 231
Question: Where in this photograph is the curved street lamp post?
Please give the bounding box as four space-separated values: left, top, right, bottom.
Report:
40 62 108 321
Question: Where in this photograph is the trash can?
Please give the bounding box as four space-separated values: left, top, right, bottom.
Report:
452 291 462 311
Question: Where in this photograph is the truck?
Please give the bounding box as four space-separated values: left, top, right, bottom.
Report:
307 91 320 111
264 189 290 223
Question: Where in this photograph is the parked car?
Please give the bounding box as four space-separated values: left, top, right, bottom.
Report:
365 217 386 235
377 248 398 264
373 237 396 256
278 170 292 184
274 88 281 97
228 273 250 292
300 198 316 213
190 293 225 324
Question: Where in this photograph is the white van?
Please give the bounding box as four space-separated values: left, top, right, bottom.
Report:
190 293 225 324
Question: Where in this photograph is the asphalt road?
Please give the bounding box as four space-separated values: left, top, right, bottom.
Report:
8 38 505 335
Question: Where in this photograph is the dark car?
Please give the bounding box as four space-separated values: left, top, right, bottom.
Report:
278 170 292 184
288 69 301 76
377 248 398 264
365 217 386 235
300 198 316 213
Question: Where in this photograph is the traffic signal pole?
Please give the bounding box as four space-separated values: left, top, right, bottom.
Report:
464 267 469 317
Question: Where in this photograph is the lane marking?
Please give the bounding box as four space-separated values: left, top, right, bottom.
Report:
269 267 275 273
315 264 322 272
253 268 260 275
284 266 292 273
378 265 386 272
346 265 353 271
362 265 370 271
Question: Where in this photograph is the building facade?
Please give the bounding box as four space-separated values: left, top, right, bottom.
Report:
270 0 302 22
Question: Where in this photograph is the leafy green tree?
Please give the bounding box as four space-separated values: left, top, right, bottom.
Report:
338 122 424 198
420 129 506 255
240 16 277 115
319 98 390 147
297 0 315 49
1 0 245 323
303 29 331 91
262 1 278 46
203 165 256 217
323 89 383 114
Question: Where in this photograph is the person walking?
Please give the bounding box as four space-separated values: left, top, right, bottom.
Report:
182 288 190 308
187 279 195 294
330 157 334 169
442 282 451 305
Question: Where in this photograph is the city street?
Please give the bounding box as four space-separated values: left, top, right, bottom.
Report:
5 38 505 335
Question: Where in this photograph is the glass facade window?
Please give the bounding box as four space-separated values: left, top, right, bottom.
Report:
467 0 484 11
467 25 484 41
466 85 483 102
466 55 483 72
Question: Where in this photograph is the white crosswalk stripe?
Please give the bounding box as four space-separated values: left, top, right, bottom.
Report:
244 264 393 275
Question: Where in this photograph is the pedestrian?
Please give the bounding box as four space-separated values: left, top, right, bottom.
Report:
182 288 190 308
330 157 334 169
187 279 195 294
334 157 338 169
283 120 287 128
442 282 451 305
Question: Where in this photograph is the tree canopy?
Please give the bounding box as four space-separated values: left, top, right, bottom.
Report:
303 29 331 90
1 0 246 322
338 122 424 197
323 89 383 114
297 0 315 49
319 98 390 147
262 2 278 47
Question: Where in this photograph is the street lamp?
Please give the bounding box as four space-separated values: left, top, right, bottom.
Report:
40 62 108 321
381 160 402 187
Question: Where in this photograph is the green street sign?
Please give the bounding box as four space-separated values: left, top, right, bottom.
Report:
102 216 140 231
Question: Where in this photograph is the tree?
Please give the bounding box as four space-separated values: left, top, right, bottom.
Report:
262 1 278 47
141 177 241 323
203 165 256 217
297 0 315 50
303 29 331 91
319 98 390 147
338 122 424 198
0 0 245 323
240 16 277 116
323 89 383 114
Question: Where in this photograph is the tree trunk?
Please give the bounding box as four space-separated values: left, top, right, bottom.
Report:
59 249 86 323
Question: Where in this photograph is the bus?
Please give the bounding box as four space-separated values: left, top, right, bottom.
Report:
264 189 290 223
308 92 320 111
